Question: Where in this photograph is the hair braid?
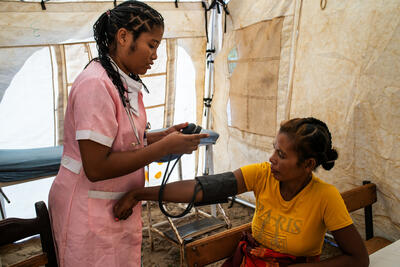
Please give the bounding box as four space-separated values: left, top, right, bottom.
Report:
90 0 164 107
279 117 338 170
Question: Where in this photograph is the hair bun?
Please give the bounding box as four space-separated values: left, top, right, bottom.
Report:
322 148 338 170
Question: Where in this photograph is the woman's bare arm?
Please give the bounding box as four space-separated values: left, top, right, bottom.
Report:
291 224 369 267
113 168 248 220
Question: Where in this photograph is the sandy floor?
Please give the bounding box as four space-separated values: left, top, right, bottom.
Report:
0 201 341 267
141 201 256 267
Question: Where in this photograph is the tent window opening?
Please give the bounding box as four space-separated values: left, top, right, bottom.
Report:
143 38 169 187
142 39 167 130
0 47 56 149
227 46 238 75
146 44 197 187
174 45 196 179
65 43 96 89
0 47 58 219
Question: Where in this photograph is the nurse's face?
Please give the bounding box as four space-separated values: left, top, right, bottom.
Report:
119 25 164 75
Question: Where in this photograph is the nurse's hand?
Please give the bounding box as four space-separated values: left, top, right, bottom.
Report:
113 191 138 221
165 122 189 135
147 122 198 145
163 131 209 155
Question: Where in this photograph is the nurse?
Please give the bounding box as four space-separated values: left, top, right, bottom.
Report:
48 1 207 266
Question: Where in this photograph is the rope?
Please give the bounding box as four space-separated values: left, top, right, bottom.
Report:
48 45 57 146
320 0 327 10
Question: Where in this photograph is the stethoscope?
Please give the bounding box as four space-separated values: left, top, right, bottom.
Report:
123 93 151 147
124 100 141 147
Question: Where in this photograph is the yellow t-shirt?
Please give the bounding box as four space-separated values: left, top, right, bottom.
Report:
241 162 353 256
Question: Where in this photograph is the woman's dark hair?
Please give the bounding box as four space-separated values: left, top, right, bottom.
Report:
279 117 338 170
92 0 164 107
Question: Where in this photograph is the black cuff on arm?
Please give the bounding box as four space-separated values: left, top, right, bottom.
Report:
194 172 238 206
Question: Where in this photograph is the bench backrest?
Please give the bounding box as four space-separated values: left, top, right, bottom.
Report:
341 182 377 212
341 182 376 240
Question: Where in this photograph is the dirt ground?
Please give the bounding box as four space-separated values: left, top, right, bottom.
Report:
141 201 255 267
0 201 342 267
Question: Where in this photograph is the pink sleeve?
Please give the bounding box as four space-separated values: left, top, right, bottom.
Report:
72 77 118 147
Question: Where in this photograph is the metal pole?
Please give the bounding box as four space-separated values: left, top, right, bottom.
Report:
0 188 9 219
202 3 219 216
229 196 256 210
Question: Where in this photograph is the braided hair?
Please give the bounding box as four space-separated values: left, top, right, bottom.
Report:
279 117 338 170
92 0 164 107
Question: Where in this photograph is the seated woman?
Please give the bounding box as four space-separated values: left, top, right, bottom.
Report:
113 117 369 267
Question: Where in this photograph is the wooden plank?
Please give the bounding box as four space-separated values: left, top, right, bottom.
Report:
341 183 377 212
10 253 48 267
365 237 393 255
185 222 251 267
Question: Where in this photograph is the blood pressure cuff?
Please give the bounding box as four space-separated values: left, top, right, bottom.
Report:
194 172 237 206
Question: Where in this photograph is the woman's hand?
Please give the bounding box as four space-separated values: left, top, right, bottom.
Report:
113 191 138 221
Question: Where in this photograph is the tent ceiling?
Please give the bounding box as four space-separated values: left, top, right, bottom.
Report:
0 0 207 100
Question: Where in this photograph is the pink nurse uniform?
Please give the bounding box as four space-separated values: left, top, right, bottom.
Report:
49 61 147 267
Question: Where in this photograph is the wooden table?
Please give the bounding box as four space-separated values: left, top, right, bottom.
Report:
369 239 400 266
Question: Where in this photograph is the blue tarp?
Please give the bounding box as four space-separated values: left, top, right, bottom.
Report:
0 146 63 183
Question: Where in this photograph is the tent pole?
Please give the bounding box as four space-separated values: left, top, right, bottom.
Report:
202 2 221 217
284 0 303 120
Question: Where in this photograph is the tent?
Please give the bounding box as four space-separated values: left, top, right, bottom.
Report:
0 0 399 243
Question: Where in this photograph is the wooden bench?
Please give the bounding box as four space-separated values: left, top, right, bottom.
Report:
185 181 392 267
0 201 58 267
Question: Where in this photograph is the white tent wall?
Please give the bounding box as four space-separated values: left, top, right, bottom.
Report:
212 0 399 241
291 0 400 241
0 0 399 241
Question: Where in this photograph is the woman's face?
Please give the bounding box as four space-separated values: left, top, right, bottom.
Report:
119 25 164 75
269 132 309 182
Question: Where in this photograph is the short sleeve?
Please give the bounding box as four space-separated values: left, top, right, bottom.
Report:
241 162 269 196
72 77 118 147
323 186 353 231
